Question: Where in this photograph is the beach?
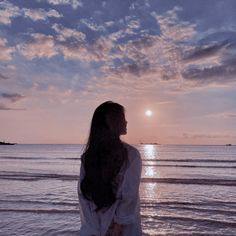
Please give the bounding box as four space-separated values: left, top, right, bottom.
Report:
0 144 236 235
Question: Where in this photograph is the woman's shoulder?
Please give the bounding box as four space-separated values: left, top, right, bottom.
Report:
124 143 138 152
123 143 141 160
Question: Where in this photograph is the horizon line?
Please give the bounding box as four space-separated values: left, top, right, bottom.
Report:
4 143 234 146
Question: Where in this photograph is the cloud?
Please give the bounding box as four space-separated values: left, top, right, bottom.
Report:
0 1 62 25
181 45 236 85
182 63 236 84
17 26 112 61
22 8 62 21
0 103 25 110
226 113 236 118
182 133 236 139
99 6 236 88
0 73 9 80
180 31 236 85
52 23 86 42
0 38 15 61
99 36 174 84
17 33 58 59
47 0 83 9
206 112 236 119
182 41 227 63
80 18 106 32
5 2 236 91
96 7 197 84
126 19 140 31
1 93 25 102
0 0 21 25
222 113 236 119
0 103 12 110
110 59 151 78
58 36 113 61
0 3 204 88
41 6 194 93
152 6 197 41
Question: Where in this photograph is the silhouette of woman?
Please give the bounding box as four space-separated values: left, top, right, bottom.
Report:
78 101 142 236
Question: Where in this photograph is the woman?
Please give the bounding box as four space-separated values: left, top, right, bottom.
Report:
78 101 142 236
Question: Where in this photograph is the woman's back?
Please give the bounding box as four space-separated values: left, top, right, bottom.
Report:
78 143 142 236
78 101 142 236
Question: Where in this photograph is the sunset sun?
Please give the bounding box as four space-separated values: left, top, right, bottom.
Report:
145 110 153 117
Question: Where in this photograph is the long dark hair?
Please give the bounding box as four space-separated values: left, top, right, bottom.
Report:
80 101 128 210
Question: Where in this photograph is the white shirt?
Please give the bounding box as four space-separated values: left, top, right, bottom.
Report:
78 144 142 236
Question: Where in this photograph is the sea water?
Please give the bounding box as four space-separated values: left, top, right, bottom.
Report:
0 144 236 235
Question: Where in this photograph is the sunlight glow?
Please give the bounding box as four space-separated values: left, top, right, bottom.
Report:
145 110 152 116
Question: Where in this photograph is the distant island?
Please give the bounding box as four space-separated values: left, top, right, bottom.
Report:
225 144 232 146
0 141 16 145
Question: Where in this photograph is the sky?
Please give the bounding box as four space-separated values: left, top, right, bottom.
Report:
0 0 236 144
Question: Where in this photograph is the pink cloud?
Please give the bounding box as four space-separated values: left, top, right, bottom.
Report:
48 0 82 9
0 1 21 25
58 36 113 61
52 23 86 42
0 38 15 61
23 8 62 21
17 33 58 59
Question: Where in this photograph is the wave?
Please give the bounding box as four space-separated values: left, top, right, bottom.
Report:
0 156 79 160
44 228 81 236
0 171 78 181
0 208 79 214
143 164 236 168
0 156 54 160
0 199 78 207
1 171 236 186
1 208 235 228
141 203 236 216
2 156 236 163
141 178 236 186
141 214 236 228
144 159 236 163
2 201 235 217
2 199 236 212
1 202 235 218
140 200 236 206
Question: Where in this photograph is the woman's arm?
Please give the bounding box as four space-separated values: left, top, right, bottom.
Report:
113 147 142 225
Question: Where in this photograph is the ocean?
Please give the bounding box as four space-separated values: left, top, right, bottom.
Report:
0 144 236 236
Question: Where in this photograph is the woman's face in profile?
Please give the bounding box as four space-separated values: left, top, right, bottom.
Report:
119 112 127 135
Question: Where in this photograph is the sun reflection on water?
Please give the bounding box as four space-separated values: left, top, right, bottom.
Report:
142 144 160 178
144 166 156 177
141 144 161 201
143 144 157 160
